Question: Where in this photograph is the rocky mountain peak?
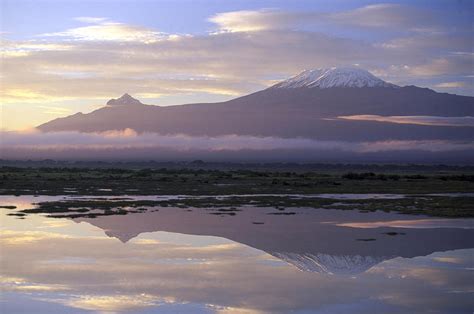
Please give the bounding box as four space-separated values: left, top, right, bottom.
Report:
106 93 143 106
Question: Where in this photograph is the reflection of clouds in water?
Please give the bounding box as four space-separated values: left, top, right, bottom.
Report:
62 294 170 313
0 230 71 244
1 197 473 313
37 220 73 229
1 213 473 313
367 250 474 311
1 276 70 293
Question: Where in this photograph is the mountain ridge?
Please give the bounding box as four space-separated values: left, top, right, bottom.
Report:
37 67 474 143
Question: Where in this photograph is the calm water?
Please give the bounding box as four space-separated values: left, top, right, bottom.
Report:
1 195 473 313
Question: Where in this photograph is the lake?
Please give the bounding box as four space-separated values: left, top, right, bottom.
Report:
1 195 473 313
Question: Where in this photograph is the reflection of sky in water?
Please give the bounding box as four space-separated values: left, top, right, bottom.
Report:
1 196 473 313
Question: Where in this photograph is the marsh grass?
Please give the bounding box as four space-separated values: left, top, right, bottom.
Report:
1 167 473 196
2 167 473 218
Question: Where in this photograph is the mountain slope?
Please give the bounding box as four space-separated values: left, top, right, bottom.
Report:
37 68 474 141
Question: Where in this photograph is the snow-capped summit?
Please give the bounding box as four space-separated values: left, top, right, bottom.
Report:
106 93 143 106
272 252 391 275
272 67 398 89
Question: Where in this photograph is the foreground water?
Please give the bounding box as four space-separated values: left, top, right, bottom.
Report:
1 195 473 313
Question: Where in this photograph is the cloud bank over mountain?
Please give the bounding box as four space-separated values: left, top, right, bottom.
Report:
2 130 473 163
338 115 474 127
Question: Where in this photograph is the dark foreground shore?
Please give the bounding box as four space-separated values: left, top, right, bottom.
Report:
1 165 473 218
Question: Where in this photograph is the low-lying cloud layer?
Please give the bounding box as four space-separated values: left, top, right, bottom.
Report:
1 130 473 163
338 115 474 127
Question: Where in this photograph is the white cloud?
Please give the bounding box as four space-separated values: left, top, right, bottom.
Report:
37 105 73 115
74 17 109 24
1 130 472 161
329 4 434 29
41 20 168 43
209 9 320 33
338 115 474 127
435 82 467 88
209 4 436 33
63 294 166 312
409 56 474 76
0 30 378 103
0 38 73 57
378 33 473 52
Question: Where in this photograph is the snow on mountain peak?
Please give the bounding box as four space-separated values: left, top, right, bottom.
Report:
272 252 391 275
106 93 143 106
272 67 397 89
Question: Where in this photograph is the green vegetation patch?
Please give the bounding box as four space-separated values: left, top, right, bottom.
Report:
14 194 474 218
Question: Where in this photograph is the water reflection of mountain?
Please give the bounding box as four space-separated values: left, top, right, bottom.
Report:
272 252 389 275
75 207 474 275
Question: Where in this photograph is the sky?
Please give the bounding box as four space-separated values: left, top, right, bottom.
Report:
0 0 473 130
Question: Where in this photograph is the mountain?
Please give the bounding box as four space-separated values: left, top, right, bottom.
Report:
73 207 474 275
37 67 474 142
